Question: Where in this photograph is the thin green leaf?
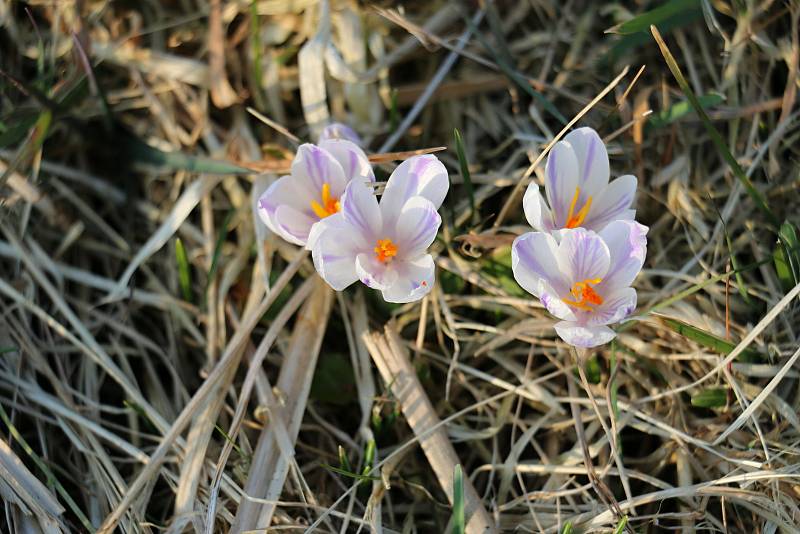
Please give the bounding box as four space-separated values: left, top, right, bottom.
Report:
362 439 376 476
175 238 192 303
453 128 476 225
249 0 266 110
691 387 728 408
0 402 94 532
0 346 17 354
562 522 574 534
125 133 251 175
612 0 700 35
338 445 352 473
321 464 380 482
647 93 724 129
613 515 629 534
776 221 800 291
662 318 762 362
451 464 465 534
651 25 779 227
584 355 602 384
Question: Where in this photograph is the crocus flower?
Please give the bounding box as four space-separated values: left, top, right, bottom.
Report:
511 220 648 348
257 140 374 246
309 155 448 303
319 122 362 145
524 127 637 234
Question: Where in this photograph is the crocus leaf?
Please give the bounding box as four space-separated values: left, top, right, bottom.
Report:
691 387 728 408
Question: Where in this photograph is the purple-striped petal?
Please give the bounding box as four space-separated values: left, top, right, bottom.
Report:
356 253 398 290
319 139 375 186
544 140 580 228
381 255 435 303
340 180 381 247
583 175 637 232
557 228 610 284
393 196 440 259
291 143 348 196
319 123 362 144
310 213 362 290
598 220 648 292
523 182 555 232
563 127 610 198
554 321 616 348
380 155 448 228
587 287 637 326
511 232 569 297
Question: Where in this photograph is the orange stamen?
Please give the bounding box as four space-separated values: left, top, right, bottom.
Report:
564 186 593 229
561 278 604 311
374 239 398 263
310 183 341 219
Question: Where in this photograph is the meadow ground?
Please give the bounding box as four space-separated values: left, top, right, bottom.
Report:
1 1 799 532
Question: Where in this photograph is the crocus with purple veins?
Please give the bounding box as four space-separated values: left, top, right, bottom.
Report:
319 122 362 145
257 140 374 246
524 127 638 234
511 220 648 348
309 155 448 303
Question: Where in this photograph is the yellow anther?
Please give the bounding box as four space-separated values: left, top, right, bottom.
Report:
564 187 593 229
310 183 341 219
374 239 398 263
562 278 604 311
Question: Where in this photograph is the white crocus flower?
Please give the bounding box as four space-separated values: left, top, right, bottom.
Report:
257 140 374 246
524 127 638 234
319 122 362 145
309 155 448 303
511 220 648 348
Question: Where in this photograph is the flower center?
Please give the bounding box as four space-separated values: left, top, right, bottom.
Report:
564 186 593 229
374 239 398 263
310 183 341 219
562 278 604 311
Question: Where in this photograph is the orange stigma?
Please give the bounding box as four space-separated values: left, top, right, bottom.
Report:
564 186 593 229
310 183 341 219
562 278 604 311
374 239 398 263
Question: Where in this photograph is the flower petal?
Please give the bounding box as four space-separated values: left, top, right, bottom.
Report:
356 253 399 290
554 321 616 348
557 228 610 284
319 139 375 185
511 232 569 297
272 205 318 246
340 180 381 246
380 155 448 228
523 182 555 232
563 127 610 198
587 287 637 326
381 255 435 303
583 175 637 232
544 140 580 227
394 196 441 259
310 214 362 290
292 143 348 197
319 122 361 144
598 220 648 292
540 282 577 321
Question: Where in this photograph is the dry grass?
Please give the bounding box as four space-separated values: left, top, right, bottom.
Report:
1 1 799 533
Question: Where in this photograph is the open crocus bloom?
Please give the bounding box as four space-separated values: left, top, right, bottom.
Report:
512 220 648 348
309 155 448 303
524 127 638 234
257 140 374 246
319 122 361 145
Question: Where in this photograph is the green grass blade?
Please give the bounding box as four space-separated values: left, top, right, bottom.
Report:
0 402 94 532
613 0 700 34
651 25 779 227
776 221 800 290
321 464 380 482
125 132 251 175
691 387 728 408
451 464 465 534
206 209 235 300
613 515 629 534
249 0 266 110
662 318 762 362
561 522 574 534
175 238 192 302
453 128 476 226
647 93 724 129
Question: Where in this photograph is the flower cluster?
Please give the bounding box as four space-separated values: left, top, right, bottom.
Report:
258 124 447 303
258 123 646 347
511 127 648 348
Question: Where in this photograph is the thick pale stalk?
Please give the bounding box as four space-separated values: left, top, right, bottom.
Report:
364 324 496 534
231 279 334 532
